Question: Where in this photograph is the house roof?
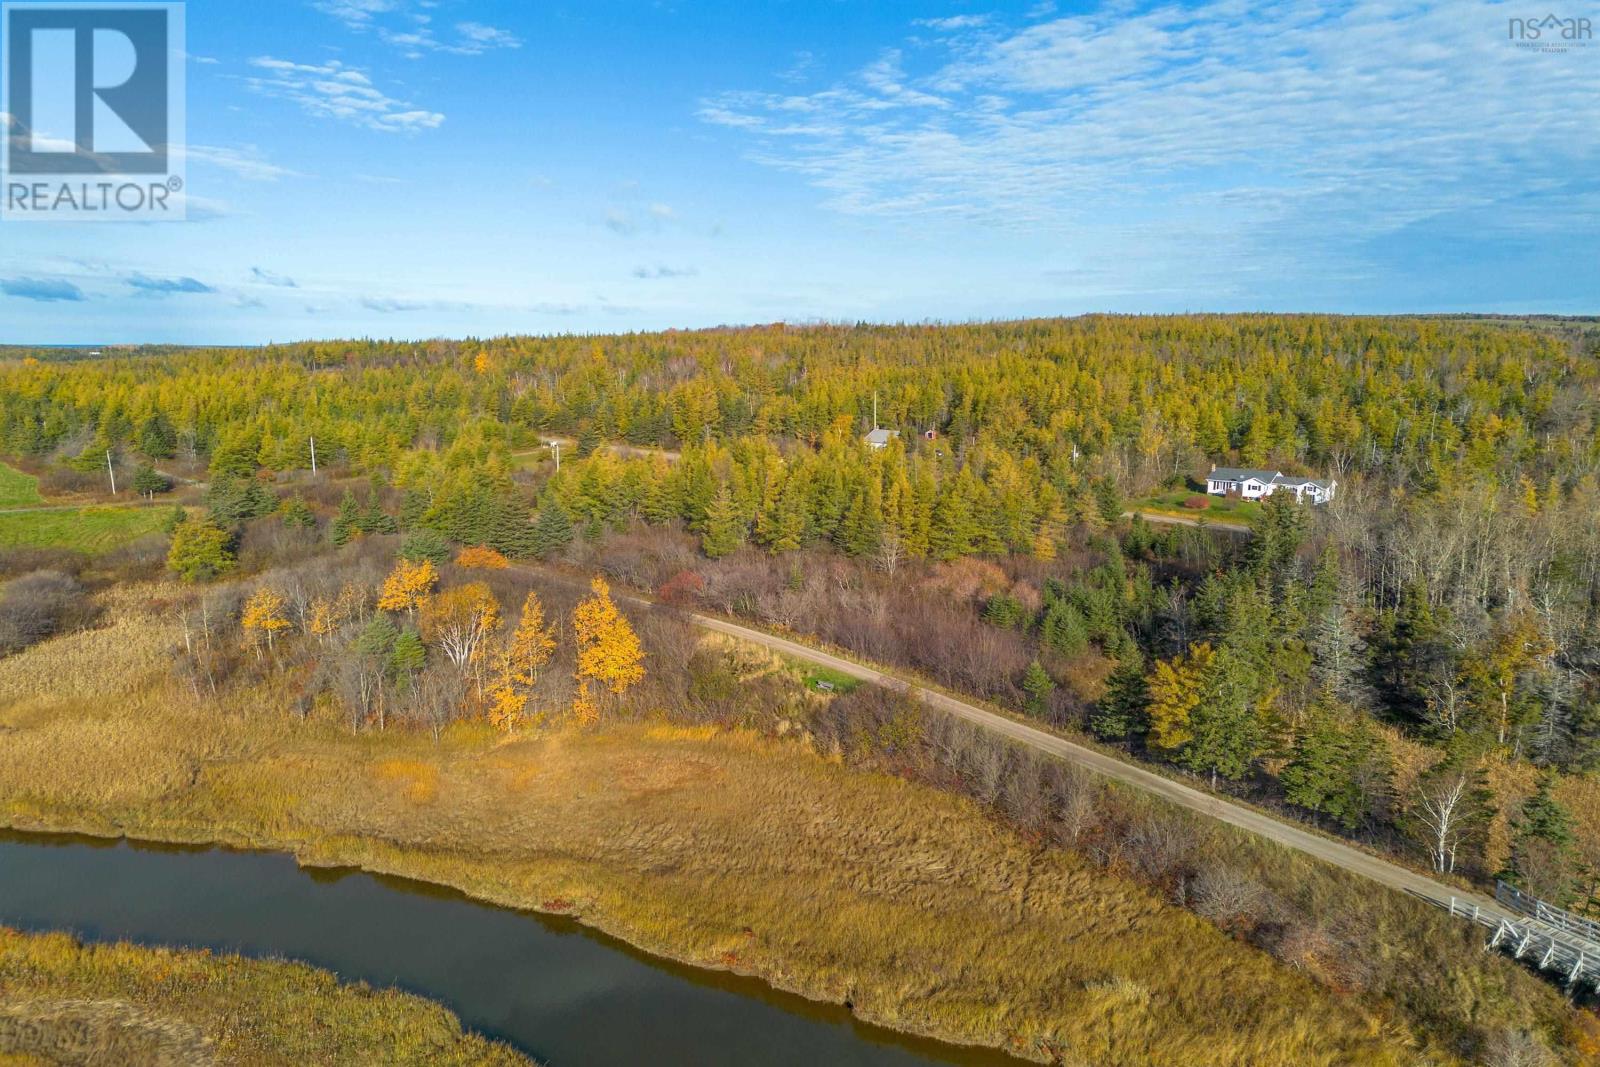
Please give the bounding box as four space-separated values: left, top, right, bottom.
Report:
1209 467 1336 492
1210 467 1279 483
864 428 900 445
1274 476 1336 491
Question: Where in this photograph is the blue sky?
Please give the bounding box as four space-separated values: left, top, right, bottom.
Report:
2 0 1596 343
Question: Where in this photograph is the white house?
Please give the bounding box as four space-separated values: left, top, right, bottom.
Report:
864 428 900 450
1206 466 1337 505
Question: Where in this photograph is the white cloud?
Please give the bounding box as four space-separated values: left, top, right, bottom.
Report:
632 264 698 279
698 0 1600 290
246 56 445 132
913 15 990 31
313 0 400 29
312 0 521 57
184 145 303 181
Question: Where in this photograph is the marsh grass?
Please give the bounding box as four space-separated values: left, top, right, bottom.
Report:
0 587 1586 1064
0 927 533 1065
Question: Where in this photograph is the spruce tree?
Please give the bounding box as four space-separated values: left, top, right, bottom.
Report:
531 503 574 560
1022 660 1055 718
489 497 537 558
388 628 426 691
1503 773 1580 904
399 527 450 564
360 490 397 534
1092 647 1149 742
280 494 316 529
331 489 362 546
701 484 745 559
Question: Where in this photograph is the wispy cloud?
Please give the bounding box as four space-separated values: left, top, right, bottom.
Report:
126 273 215 296
1 278 84 303
913 15 990 31
632 265 698 279
312 0 398 30
184 144 303 181
361 295 428 313
604 202 678 237
700 0 1600 286
313 0 521 58
246 56 444 132
250 267 298 288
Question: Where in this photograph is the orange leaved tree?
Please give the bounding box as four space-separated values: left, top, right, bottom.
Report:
378 558 438 618
573 576 644 696
456 545 510 570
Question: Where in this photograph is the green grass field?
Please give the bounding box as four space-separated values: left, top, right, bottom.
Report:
801 663 863 694
0 505 167 554
1137 489 1259 525
0 461 44 508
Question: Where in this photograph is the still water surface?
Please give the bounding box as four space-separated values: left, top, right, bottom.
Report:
0 831 1021 1067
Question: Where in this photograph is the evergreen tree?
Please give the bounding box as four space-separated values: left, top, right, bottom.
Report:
359 490 398 534
1181 650 1269 786
205 471 275 525
1022 660 1055 718
1040 600 1090 657
1503 772 1581 905
702 484 746 559
577 424 602 458
398 487 429 530
1281 706 1391 829
280 494 316 530
531 503 574 560
388 628 427 691
136 413 177 459
331 489 363 546
167 516 235 582
132 464 171 499
1092 646 1149 742
399 527 450 564
983 592 1025 630
488 497 536 558
357 613 399 657
836 476 883 557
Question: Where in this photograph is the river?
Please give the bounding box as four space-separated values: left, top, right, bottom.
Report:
0 831 1022 1066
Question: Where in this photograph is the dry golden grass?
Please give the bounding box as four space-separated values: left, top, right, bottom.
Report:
0 588 1522 1065
0 927 532 1066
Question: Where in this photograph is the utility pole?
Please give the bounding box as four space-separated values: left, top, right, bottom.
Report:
309 435 318 476
873 391 878 430
106 450 116 495
551 441 561 473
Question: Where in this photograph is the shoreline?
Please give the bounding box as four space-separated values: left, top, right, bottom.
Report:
0 812 1035 1064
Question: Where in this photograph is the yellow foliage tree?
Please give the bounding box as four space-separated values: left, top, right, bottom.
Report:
483 592 558 733
504 591 556 687
570 681 600 728
572 576 645 696
378 558 437 618
240 586 290 658
486 683 528 732
421 582 501 674
1146 642 1214 752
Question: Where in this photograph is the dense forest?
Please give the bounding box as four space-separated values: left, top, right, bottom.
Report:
5 314 1600 907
